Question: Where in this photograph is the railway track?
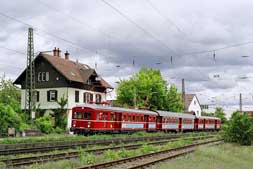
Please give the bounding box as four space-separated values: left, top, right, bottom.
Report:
1 135 217 168
76 139 223 169
0 132 218 155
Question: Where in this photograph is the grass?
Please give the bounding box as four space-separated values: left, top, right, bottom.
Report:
151 143 253 169
0 131 213 145
24 137 195 169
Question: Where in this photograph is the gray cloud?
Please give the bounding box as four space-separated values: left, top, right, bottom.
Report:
1 0 253 113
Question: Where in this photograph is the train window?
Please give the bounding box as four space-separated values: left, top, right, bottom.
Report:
102 113 107 120
128 116 131 121
140 116 144 122
123 115 126 121
110 114 114 121
74 112 82 119
136 116 139 122
84 112 91 119
96 113 100 120
133 116 135 121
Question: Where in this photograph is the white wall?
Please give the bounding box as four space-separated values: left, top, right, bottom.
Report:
21 87 106 128
188 96 202 117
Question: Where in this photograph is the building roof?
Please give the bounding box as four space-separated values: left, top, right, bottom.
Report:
156 110 195 119
14 52 112 89
184 94 201 110
76 103 157 115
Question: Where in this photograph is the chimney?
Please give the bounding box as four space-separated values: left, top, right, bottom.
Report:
64 51 70 60
53 47 57 56
57 48 61 57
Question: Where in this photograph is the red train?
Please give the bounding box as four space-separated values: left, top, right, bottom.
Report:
70 104 221 134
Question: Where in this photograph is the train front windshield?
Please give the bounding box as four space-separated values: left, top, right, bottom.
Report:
73 112 92 119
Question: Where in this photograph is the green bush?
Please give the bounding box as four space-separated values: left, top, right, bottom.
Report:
0 103 22 137
223 112 253 145
54 127 65 134
35 115 54 134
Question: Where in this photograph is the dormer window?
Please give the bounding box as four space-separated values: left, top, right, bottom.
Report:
38 72 49 82
87 79 92 85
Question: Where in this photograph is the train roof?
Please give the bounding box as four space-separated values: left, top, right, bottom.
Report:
156 110 195 119
198 116 221 120
75 104 157 115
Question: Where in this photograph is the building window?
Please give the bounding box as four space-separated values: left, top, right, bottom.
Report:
38 72 42 82
34 91 40 102
96 94 102 103
47 90 57 102
83 92 93 103
75 91 79 103
194 101 196 105
39 72 49 82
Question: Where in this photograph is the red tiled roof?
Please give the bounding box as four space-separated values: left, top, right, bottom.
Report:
14 53 113 89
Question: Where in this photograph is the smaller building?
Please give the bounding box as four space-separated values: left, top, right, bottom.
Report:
184 94 202 117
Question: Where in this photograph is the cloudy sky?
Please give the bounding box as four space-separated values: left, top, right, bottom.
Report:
1 0 253 116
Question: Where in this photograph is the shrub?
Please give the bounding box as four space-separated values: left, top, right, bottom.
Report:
0 103 22 137
223 112 253 145
34 115 54 134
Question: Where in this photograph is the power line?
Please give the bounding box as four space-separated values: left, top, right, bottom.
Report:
100 0 177 55
0 11 108 58
146 0 185 35
0 46 26 55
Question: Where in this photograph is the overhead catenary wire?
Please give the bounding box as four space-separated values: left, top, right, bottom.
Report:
100 0 177 55
0 11 111 60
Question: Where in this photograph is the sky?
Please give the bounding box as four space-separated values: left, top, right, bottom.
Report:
0 0 253 116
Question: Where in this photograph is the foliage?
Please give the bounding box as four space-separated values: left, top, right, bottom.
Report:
214 107 227 123
166 85 183 112
0 75 21 112
55 95 68 130
34 115 54 134
116 68 182 111
0 103 22 137
201 111 214 117
223 112 253 145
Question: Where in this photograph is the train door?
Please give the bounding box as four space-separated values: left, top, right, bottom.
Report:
179 118 182 132
102 112 108 130
214 120 217 130
116 112 122 130
194 118 198 130
203 119 206 130
144 115 149 130
156 116 162 130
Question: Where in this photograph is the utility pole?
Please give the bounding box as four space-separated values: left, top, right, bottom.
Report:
182 78 185 111
25 27 35 119
239 93 242 113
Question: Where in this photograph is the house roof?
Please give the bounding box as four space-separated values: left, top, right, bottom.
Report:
184 94 195 109
14 53 113 89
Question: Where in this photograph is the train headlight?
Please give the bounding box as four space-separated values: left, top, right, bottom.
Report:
88 122 91 128
73 124 76 127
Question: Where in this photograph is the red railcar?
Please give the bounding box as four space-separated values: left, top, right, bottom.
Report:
70 104 157 134
196 116 221 130
71 104 221 135
156 111 195 132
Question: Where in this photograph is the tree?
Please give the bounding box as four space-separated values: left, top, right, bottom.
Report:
0 103 22 137
0 75 21 112
55 95 68 130
116 68 167 110
116 68 183 112
214 107 227 123
223 112 253 145
166 85 183 112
